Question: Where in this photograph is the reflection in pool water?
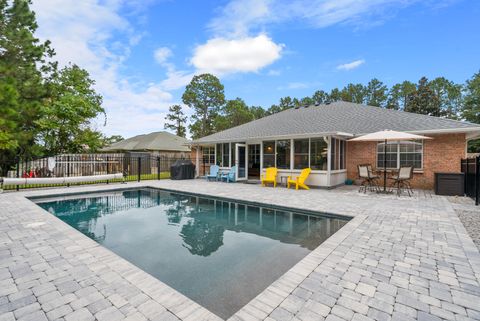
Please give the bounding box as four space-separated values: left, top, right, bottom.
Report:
35 188 349 319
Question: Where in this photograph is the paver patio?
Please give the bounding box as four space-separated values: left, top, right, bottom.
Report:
0 180 479 321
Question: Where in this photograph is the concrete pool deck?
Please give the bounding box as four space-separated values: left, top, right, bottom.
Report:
0 180 479 321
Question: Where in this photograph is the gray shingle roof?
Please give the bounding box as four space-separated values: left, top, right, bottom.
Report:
193 101 480 143
102 131 191 152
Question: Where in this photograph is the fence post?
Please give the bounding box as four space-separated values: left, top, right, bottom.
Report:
137 157 141 182
157 157 160 180
106 155 110 184
67 155 71 187
476 157 479 206
16 157 20 191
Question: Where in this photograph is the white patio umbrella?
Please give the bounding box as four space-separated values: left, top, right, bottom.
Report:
349 130 432 192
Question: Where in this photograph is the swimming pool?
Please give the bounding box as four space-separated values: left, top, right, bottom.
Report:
34 188 350 319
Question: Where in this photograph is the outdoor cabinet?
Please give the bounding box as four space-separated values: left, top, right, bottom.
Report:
434 172 465 196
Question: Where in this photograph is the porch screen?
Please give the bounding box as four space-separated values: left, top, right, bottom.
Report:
276 140 290 169
310 138 327 170
294 139 309 169
263 141 275 168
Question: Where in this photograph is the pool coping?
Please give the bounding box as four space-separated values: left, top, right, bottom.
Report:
12 182 363 321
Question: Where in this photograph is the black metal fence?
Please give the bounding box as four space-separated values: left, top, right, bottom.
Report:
1 154 201 191
461 157 480 205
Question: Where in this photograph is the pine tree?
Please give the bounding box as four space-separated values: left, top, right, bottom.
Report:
405 77 442 116
182 74 225 139
164 105 187 138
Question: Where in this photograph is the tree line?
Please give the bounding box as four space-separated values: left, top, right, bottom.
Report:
165 72 480 147
0 0 121 173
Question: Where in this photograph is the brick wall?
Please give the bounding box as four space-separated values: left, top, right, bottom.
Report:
346 133 466 189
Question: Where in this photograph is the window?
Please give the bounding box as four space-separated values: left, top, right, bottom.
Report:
329 138 346 170
202 146 215 164
263 141 275 168
377 141 423 169
310 138 328 170
340 140 346 170
330 138 337 170
231 143 236 167
294 139 309 169
276 140 290 169
216 143 230 167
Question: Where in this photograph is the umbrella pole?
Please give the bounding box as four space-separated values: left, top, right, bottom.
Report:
383 139 387 192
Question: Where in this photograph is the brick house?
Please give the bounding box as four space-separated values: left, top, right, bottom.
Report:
192 101 480 189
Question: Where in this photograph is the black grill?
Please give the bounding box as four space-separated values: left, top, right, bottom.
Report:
170 160 195 180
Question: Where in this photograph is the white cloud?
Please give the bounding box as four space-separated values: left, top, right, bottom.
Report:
210 0 444 36
190 34 283 75
336 59 365 71
31 0 181 138
209 0 272 37
154 47 172 64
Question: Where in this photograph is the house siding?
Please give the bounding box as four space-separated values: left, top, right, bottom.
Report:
346 133 466 189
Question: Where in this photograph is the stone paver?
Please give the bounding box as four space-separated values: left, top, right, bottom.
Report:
0 180 480 321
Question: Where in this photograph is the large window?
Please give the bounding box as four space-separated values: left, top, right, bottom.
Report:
216 143 230 167
202 146 215 164
263 141 275 168
310 138 328 170
377 141 423 169
276 140 290 169
261 137 345 171
294 139 309 169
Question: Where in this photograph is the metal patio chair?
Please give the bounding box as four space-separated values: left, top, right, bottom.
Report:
358 164 379 193
391 166 414 196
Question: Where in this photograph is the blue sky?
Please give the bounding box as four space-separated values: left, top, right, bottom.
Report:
32 0 480 138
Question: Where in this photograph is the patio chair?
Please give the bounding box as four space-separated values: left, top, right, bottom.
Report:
358 164 379 193
205 165 219 181
287 168 311 190
261 167 278 187
221 166 236 183
391 166 414 196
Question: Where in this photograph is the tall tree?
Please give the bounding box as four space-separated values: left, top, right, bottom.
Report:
0 0 56 158
267 96 295 115
340 83 367 104
164 104 187 137
429 77 463 119
328 88 342 102
182 74 225 139
37 64 104 154
386 81 416 110
215 98 254 131
312 90 329 104
462 71 480 124
103 135 124 146
405 77 442 116
299 96 315 106
365 78 387 107
249 106 267 119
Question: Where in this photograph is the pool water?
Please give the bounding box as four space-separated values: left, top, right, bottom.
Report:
34 188 349 319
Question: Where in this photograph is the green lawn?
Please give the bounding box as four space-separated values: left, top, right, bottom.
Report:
3 172 171 190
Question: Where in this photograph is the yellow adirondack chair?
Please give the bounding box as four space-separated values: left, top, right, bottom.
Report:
287 168 311 190
261 167 278 187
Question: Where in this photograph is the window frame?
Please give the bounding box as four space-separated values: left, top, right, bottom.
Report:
293 139 310 170
202 146 215 164
377 140 423 170
275 140 291 169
